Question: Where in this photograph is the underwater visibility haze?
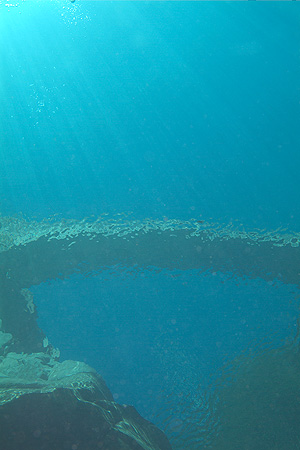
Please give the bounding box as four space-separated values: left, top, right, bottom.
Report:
1 1 300 449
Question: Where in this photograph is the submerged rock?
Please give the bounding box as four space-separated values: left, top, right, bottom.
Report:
0 352 172 450
0 330 12 352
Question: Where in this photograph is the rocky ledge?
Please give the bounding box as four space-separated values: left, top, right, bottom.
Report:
0 352 172 450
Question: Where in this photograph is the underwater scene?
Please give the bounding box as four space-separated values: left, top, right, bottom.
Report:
1 1 300 449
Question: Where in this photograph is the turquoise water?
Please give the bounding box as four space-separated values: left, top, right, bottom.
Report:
2 2 300 228
1 2 300 448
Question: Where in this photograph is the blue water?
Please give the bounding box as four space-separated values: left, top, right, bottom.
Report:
31 270 299 419
1 2 300 228
2 1 300 447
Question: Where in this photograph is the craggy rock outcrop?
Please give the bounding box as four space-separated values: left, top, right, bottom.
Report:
1 216 300 355
2 214 300 449
0 352 172 450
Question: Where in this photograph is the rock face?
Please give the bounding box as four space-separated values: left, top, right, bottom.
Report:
0 352 172 450
0 233 173 449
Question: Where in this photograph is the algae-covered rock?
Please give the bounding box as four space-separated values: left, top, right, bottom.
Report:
0 352 172 450
0 330 12 351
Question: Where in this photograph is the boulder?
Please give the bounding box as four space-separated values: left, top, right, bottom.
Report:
0 352 172 450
